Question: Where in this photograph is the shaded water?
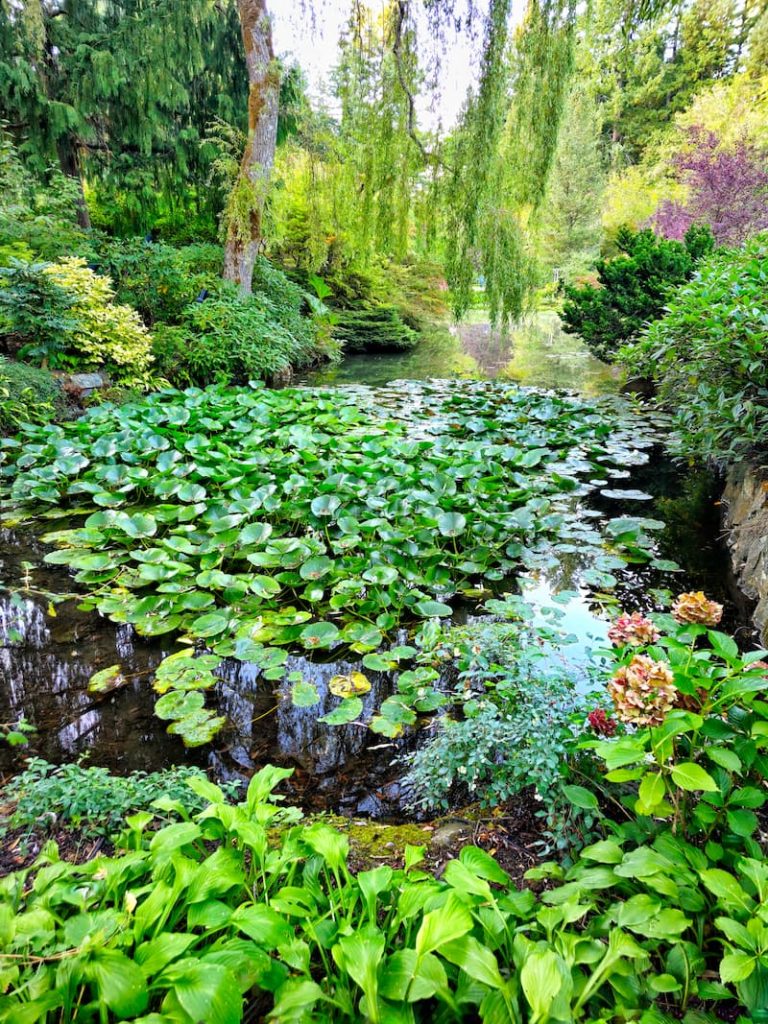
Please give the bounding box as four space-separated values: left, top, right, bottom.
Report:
0 315 752 816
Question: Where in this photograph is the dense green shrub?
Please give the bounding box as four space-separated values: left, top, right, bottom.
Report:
333 305 418 352
3 759 233 838
153 288 317 386
149 256 326 385
561 225 714 362
0 356 65 432
621 233 768 460
407 620 588 816
95 238 206 325
0 132 92 263
0 258 153 380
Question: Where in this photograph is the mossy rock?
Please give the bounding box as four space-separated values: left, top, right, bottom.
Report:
0 356 68 432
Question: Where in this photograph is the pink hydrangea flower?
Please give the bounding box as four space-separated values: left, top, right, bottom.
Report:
608 655 677 727
607 612 660 648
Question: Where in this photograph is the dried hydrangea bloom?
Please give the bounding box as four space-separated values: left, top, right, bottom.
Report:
607 612 660 647
671 591 723 627
608 655 677 727
587 708 618 736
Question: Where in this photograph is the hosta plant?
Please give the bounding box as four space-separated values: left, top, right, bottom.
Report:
2 762 768 1022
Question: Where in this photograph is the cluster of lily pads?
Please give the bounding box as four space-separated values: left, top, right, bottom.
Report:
1 381 670 745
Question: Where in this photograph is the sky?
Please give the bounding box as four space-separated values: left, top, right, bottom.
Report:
270 0 494 130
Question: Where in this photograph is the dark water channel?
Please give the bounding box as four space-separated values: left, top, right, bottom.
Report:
0 315 754 818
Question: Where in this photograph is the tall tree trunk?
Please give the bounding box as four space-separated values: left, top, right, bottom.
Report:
223 0 280 295
57 140 91 230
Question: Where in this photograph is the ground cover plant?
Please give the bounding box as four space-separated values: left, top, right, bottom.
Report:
0 381 668 745
0 356 66 434
1 760 238 840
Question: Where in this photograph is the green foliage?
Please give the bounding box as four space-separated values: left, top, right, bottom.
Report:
588 610 768 846
4 759 233 838
0 258 152 379
582 0 754 161
0 0 247 235
621 233 768 460
409 659 581 811
333 306 418 353
95 238 209 325
0 131 89 262
561 225 714 361
445 0 578 325
0 716 36 748
3 735 768 1021
538 85 607 282
0 356 65 433
154 290 318 388
0 381 662 744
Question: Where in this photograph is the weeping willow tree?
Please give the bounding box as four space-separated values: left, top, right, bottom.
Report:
444 0 578 324
265 0 433 278
334 1 427 262
0 0 247 232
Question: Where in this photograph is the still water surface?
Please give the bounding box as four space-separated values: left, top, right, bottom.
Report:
0 316 747 816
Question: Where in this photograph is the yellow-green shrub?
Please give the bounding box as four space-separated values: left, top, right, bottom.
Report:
43 258 152 377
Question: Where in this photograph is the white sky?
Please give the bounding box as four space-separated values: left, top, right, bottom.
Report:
271 0 498 130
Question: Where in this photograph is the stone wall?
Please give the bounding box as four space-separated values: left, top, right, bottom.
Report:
722 463 768 643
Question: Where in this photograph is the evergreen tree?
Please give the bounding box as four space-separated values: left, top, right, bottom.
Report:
0 0 247 232
538 85 607 282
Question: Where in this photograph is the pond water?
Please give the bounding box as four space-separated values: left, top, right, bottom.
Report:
301 311 617 395
0 315 753 818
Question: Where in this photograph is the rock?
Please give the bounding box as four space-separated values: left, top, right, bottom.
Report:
355 793 386 817
430 821 472 850
63 372 109 398
722 463 768 641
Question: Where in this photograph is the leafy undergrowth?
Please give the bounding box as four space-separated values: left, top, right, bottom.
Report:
2 603 768 1021
0 380 668 745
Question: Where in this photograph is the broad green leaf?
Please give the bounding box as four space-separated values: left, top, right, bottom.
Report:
290 679 320 707
88 950 149 1017
319 697 363 725
437 512 467 537
521 950 563 1018
561 784 599 811
670 762 718 792
415 894 472 956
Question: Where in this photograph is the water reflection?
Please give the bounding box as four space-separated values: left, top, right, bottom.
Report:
303 312 617 396
0 529 195 775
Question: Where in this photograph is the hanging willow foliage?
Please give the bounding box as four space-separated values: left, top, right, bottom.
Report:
444 0 578 325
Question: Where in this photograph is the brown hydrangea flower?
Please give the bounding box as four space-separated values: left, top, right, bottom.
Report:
671 591 723 627
607 612 660 647
608 655 677 727
587 708 618 736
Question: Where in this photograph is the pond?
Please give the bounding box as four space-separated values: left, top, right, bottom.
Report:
0 315 752 818
302 311 617 394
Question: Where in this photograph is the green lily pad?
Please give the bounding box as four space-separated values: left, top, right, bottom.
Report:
319 697 363 725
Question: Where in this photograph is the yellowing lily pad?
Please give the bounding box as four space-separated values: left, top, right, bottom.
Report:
329 672 371 698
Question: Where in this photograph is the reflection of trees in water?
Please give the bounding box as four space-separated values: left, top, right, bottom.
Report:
0 583 182 773
216 655 394 775
497 315 616 395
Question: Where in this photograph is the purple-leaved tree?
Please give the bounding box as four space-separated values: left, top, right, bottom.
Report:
653 127 768 247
